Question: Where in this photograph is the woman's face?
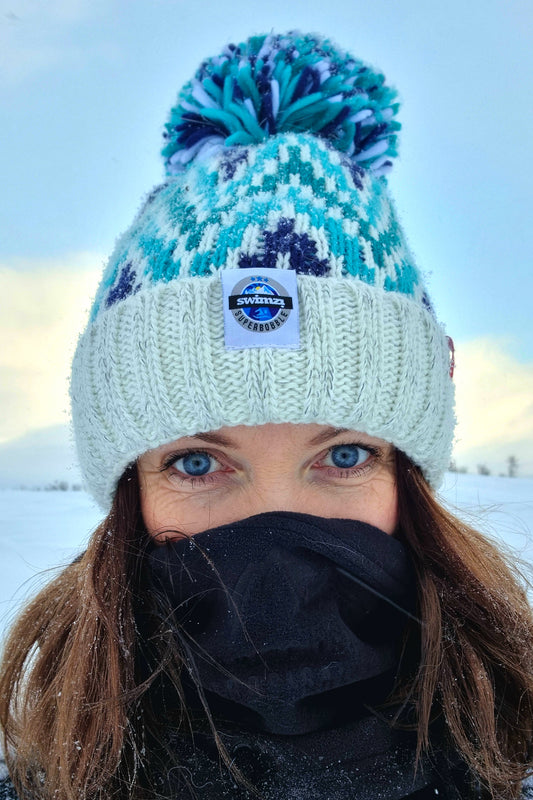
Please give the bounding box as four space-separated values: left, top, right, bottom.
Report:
138 423 398 541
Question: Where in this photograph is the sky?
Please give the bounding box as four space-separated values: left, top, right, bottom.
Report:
1 0 532 478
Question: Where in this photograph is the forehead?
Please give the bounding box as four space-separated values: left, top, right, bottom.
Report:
141 423 394 459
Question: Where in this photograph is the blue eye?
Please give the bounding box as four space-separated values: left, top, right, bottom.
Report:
173 452 216 476
326 444 370 469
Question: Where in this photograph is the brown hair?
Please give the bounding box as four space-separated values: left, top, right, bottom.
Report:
1 453 533 799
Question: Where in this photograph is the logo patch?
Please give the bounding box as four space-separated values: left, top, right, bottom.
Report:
221 268 299 349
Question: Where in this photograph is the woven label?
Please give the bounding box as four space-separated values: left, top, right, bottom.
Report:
221 268 300 349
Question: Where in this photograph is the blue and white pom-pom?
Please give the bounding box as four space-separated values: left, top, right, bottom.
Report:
162 32 401 177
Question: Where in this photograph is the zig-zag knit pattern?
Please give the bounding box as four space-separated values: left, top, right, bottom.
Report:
91 135 430 322
71 34 455 510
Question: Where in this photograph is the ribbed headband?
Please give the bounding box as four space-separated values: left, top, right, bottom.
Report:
71 32 455 510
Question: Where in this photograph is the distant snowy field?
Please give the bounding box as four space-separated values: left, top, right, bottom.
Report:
1 473 532 642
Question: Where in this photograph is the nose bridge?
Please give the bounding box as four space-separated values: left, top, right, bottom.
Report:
243 472 310 517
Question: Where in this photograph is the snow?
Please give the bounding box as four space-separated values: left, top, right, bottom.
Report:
0 490 101 641
0 473 532 643
439 472 533 568
0 425 83 489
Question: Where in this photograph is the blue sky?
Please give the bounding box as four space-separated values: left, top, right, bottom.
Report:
1 0 532 477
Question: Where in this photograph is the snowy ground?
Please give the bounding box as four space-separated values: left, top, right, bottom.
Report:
0 473 532 643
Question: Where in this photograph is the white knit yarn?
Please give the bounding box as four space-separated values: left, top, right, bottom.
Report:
71 274 455 510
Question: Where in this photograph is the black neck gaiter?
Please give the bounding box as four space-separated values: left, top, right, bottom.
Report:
146 512 417 736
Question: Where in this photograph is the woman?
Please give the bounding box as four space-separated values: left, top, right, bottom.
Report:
1 32 533 800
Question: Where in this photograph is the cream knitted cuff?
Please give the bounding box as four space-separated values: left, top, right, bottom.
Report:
71 274 455 510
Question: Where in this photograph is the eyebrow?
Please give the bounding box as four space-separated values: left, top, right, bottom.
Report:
188 431 237 447
307 427 352 445
186 427 352 449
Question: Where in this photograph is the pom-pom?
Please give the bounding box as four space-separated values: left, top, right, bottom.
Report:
162 32 400 177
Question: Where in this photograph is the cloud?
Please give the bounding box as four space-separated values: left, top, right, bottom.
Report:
0 253 102 442
452 337 533 476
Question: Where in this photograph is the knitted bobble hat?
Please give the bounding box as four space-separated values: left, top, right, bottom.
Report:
71 31 455 511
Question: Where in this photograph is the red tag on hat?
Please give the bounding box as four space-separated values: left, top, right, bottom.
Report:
446 336 455 379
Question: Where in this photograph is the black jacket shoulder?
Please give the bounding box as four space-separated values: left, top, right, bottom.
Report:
2 754 532 799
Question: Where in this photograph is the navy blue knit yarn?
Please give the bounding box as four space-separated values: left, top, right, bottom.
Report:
238 217 331 276
220 148 250 180
162 32 400 176
106 262 139 308
341 156 365 191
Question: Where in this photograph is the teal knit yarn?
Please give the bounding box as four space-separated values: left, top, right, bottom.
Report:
162 32 400 176
90 132 426 322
